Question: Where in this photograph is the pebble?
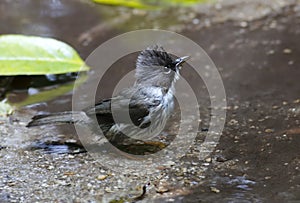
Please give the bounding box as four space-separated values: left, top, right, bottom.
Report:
41 183 48 188
97 175 108 181
267 50 275 55
205 158 212 163
293 99 300 104
228 119 238 125
191 161 198 166
210 186 220 193
65 139 77 143
64 172 75 176
104 187 113 193
55 180 69 186
269 21 277 28
192 18 200 25
165 161 175 166
283 48 292 54
265 129 274 133
240 21 248 28
156 186 170 194
288 60 294 65
216 156 227 162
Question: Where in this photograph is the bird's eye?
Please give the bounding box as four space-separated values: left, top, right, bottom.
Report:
163 66 171 74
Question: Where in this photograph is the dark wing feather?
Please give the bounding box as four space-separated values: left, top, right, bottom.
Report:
84 86 161 128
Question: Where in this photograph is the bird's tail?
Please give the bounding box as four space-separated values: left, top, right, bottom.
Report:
26 111 84 127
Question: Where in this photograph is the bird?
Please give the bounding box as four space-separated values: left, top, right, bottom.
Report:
27 46 189 154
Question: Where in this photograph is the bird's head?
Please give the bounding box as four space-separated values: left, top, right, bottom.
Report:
135 46 189 91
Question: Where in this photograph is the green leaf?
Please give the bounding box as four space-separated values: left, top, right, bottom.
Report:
0 35 88 75
93 0 208 9
9 74 88 108
93 0 157 9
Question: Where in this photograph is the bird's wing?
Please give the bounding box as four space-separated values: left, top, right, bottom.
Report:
84 86 163 128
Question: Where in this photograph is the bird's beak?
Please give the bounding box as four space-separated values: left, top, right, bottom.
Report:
175 56 190 66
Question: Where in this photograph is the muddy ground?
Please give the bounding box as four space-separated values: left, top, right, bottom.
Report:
0 0 300 202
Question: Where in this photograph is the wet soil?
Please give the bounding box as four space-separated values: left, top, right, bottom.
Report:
0 0 300 202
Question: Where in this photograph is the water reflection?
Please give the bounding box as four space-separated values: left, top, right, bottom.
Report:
210 176 261 202
40 0 71 18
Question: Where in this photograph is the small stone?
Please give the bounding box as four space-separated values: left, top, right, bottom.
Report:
192 18 200 25
233 105 239 110
269 21 277 28
265 129 274 133
283 48 292 54
210 186 220 193
288 60 294 65
64 172 75 176
41 183 48 188
293 99 300 104
104 187 113 193
165 161 175 166
228 119 238 125
7 182 17 187
65 139 77 143
156 186 169 194
191 161 198 166
97 175 108 181
216 156 227 162
56 180 69 186
240 21 248 28
223 106 231 110
205 158 212 163
267 50 275 55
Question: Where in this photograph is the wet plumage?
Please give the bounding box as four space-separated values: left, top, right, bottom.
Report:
27 46 189 146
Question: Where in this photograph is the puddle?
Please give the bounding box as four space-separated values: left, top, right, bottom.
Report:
212 176 256 191
210 176 259 202
29 141 86 154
